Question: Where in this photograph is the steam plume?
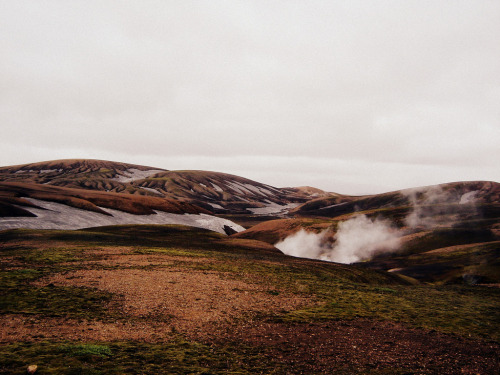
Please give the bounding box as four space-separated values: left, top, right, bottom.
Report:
403 186 479 228
275 185 480 264
275 214 400 264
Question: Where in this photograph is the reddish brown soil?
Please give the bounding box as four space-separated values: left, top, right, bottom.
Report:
212 319 500 374
0 181 208 215
33 268 309 334
232 218 333 244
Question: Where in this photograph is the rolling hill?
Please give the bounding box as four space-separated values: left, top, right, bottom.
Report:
0 159 330 217
1 159 499 285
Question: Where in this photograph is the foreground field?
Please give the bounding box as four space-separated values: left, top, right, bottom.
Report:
0 225 499 374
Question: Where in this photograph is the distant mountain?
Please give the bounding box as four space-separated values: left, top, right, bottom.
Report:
0 159 331 216
0 159 331 233
0 159 167 193
292 181 500 219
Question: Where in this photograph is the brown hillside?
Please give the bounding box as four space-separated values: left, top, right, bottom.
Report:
0 182 208 216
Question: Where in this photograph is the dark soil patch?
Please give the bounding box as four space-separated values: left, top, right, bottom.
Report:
212 319 500 374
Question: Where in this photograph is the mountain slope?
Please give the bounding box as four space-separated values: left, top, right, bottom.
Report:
0 159 166 193
133 170 325 214
0 159 331 216
1 159 499 284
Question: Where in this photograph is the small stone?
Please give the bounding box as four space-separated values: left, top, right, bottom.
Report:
27 365 38 374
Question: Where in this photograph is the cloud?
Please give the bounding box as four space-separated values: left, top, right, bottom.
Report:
1 1 499 194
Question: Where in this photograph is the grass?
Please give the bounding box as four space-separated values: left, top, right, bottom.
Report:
0 241 118 320
131 247 208 257
282 283 500 341
2 226 498 339
0 340 280 375
0 268 116 320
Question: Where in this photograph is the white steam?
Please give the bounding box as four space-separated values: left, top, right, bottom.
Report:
274 229 328 260
275 214 400 264
325 215 401 263
459 190 478 204
275 185 480 264
403 186 479 228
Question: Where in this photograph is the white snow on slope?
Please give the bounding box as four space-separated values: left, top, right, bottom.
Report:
248 202 299 215
319 202 349 210
207 202 224 209
242 184 275 197
459 191 478 204
140 187 164 196
0 198 244 234
240 183 262 196
210 183 223 192
225 181 250 195
113 169 164 183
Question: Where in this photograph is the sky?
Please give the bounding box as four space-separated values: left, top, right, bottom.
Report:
1 0 499 195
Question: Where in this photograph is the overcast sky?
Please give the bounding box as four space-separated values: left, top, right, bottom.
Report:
1 1 499 194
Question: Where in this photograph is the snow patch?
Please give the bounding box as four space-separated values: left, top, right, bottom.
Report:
0 198 244 234
263 184 281 193
225 181 248 194
140 187 164 196
241 183 275 197
248 202 299 215
207 202 224 209
319 202 349 210
459 191 479 204
113 169 163 183
210 183 223 192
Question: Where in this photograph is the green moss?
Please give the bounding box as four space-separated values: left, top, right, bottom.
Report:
0 340 279 374
59 344 113 359
131 247 207 257
0 284 116 320
0 267 116 320
281 284 500 341
19 248 80 264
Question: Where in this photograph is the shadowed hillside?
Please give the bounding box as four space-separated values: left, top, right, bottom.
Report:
0 159 331 217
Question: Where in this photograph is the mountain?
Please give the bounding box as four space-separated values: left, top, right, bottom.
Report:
0 159 167 192
0 159 330 216
0 159 331 234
